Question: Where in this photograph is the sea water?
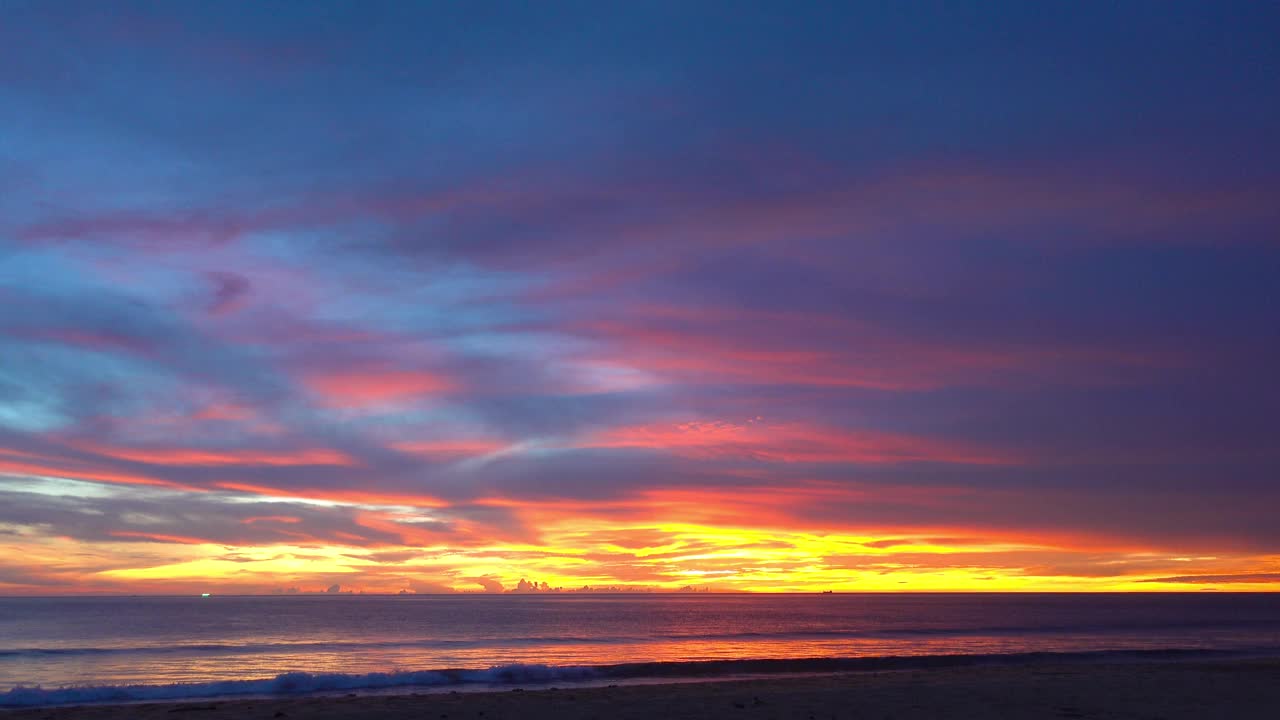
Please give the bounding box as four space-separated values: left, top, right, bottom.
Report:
2 593 1278 706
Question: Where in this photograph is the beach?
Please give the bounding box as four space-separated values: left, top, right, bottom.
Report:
5 659 1278 720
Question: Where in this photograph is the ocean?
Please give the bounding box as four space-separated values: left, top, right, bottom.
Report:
2 593 1279 707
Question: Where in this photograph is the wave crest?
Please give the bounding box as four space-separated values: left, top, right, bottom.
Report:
4 648 1274 708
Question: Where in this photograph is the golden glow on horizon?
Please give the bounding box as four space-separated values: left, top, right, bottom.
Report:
2 474 1277 595
4 513 1278 595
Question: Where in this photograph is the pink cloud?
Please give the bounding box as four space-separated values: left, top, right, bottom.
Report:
67 440 356 468
391 438 510 458
578 420 1014 465
577 310 1172 393
190 403 254 422
302 369 454 408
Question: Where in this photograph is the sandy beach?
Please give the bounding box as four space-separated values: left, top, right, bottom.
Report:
5 659 1278 720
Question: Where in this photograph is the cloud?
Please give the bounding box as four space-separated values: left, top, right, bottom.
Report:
65 440 355 468
206 271 251 314
301 369 454 408
465 576 505 593
577 420 1013 465
1140 573 1280 585
0 479 437 549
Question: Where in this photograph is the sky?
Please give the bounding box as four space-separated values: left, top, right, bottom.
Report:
1 1 1278 594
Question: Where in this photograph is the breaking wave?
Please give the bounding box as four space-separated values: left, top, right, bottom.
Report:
3 648 1274 708
5 617 1278 659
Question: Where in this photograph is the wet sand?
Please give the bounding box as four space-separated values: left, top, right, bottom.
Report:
5 659 1279 719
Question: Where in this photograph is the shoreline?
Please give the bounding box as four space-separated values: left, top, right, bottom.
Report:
4 659 1279 719
6 647 1280 709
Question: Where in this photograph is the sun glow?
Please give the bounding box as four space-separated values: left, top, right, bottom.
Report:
3 468 1278 596
0 506 1265 595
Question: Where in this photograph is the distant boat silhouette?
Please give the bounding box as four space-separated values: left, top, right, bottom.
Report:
821 590 833 594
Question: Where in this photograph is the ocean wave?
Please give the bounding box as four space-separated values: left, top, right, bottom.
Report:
1 665 585 707
3 648 1276 708
5 619 1278 659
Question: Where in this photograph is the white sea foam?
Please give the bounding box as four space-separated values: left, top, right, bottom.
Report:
6 649 1276 708
0 664 605 708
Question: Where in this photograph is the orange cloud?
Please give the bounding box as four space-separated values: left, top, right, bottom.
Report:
352 512 454 546
241 515 303 524
68 441 356 467
4 487 1276 594
0 457 198 491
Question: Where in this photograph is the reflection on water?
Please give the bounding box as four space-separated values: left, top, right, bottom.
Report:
3 593 1279 690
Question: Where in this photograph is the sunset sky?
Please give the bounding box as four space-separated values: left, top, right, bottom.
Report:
2 2 1279 594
